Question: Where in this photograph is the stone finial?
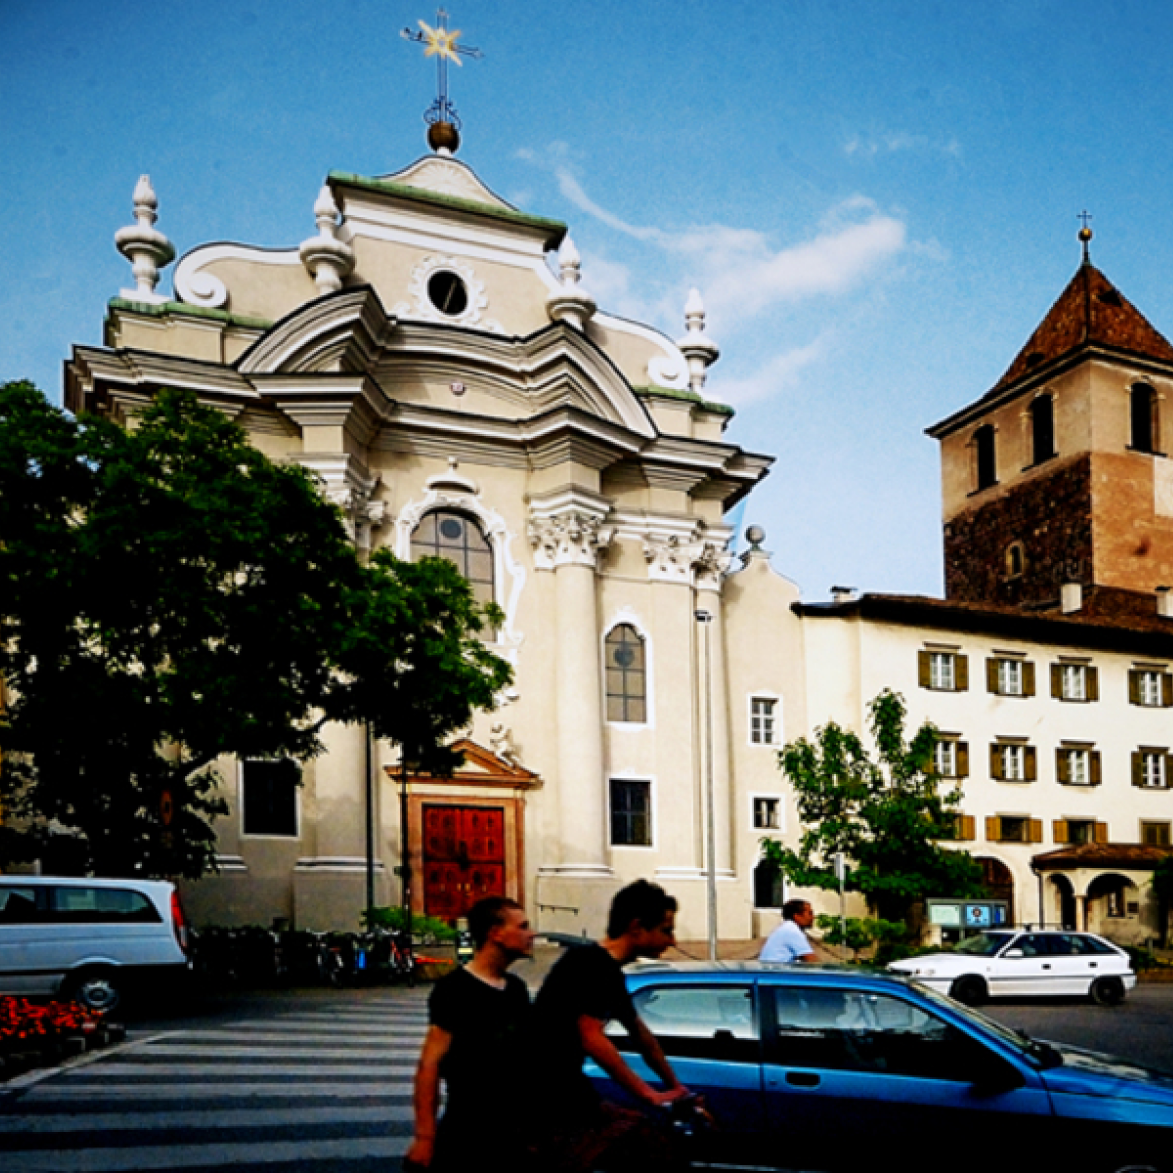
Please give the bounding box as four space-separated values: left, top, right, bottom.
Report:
299 184 355 296
546 235 597 331
676 288 720 392
114 175 176 304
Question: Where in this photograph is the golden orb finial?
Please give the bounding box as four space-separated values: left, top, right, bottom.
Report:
1078 211 1093 264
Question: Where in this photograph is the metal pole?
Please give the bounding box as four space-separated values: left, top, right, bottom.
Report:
400 758 412 935
696 610 717 961
364 722 375 925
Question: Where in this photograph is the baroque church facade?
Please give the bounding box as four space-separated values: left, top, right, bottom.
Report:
62 141 1173 944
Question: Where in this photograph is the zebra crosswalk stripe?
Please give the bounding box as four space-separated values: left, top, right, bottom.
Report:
0 991 431 1173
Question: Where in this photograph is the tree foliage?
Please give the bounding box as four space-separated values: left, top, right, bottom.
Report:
761 689 985 924
0 381 511 878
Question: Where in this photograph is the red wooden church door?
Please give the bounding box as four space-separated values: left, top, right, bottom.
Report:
421 804 506 922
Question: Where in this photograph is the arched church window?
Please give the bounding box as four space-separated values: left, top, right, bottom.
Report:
1130 383 1157 453
411 510 495 607
974 425 997 491
605 624 647 724
1030 394 1055 465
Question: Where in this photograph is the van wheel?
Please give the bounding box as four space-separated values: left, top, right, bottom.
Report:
1091 976 1126 1007
950 975 987 1006
68 969 122 1014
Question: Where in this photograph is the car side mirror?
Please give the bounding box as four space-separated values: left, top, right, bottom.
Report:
1002 948 1024 959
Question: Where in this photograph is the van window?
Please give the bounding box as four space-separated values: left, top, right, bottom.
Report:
0 886 45 923
51 887 161 924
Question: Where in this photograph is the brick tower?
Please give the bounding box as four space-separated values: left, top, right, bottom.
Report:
928 234 1173 616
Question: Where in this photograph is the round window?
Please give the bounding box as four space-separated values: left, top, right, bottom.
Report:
613 645 636 668
439 517 465 541
427 271 469 317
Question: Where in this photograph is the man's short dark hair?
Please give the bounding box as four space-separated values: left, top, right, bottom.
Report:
467 895 522 949
606 879 678 939
782 898 810 922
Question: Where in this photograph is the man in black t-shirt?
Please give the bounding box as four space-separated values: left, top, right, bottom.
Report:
405 896 536 1172
532 879 690 1172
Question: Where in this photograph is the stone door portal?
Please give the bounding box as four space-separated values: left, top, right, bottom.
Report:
422 804 506 922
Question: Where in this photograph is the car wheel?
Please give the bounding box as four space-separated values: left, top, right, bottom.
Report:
67 968 122 1014
950 975 987 1006
1090 976 1126 1007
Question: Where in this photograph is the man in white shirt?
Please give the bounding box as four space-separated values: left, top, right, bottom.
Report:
760 898 817 963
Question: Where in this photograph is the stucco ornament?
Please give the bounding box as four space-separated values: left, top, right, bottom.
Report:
324 472 385 553
692 540 734 592
643 534 694 583
115 175 176 304
392 253 504 333
299 185 355 296
489 722 521 767
528 511 614 570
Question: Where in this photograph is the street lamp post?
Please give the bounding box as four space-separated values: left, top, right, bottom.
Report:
696 609 718 961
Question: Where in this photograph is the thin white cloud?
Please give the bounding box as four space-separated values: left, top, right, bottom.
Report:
712 337 828 407
845 132 961 159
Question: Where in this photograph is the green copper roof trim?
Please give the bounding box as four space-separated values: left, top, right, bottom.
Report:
107 298 274 331
632 384 735 416
328 172 567 240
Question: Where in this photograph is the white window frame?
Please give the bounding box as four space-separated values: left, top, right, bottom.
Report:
602 609 655 730
1142 751 1168 790
929 651 955 691
1061 663 1087 701
1001 744 1025 782
997 658 1023 696
748 694 781 747
933 740 958 778
239 759 302 840
1139 670 1163 707
1066 748 1091 787
608 774 656 849
751 794 784 832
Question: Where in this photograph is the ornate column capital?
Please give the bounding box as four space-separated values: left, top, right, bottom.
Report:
528 509 613 570
692 540 733 592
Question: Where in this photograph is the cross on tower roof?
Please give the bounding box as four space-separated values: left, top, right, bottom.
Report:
402 9 482 154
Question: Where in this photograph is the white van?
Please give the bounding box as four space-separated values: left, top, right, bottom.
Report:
0 875 191 1012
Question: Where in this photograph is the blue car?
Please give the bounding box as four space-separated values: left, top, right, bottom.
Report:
586 961 1173 1173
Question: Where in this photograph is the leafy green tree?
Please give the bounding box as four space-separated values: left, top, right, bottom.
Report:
813 914 907 960
0 381 510 878
761 689 985 925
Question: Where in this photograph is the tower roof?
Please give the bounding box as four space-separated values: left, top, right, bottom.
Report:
989 262 1173 396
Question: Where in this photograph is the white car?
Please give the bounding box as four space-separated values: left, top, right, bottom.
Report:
890 929 1136 1007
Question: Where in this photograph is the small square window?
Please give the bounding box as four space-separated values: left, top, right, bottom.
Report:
930 652 955 690
999 816 1028 843
610 779 652 847
242 759 301 837
750 697 779 745
1067 819 1095 845
1140 752 1168 789
997 659 1023 696
753 797 781 830
1061 665 1086 701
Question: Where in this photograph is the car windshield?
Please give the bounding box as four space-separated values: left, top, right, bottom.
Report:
953 932 1013 957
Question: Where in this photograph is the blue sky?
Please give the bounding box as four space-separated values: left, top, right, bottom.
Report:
5 0 1173 599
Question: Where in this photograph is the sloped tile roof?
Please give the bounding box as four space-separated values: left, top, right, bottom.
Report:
990 263 1173 395
1032 842 1172 871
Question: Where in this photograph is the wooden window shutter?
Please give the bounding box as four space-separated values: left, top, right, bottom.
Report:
1023 662 1036 697
955 654 969 691
957 742 970 778
1029 818 1044 843
1095 821 1109 844
986 816 1000 841
1055 748 1069 784
1167 754 1173 784
1132 751 1144 787
989 744 1003 779
986 658 999 694
1053 819 1069 844
1087 666 1099 701
1050 664 1062 698
1091 751 1102 786
1025 746 1038 780
959 815 975 841
1164 673 1173 707
918 650 931 688
1129 670 1141 705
